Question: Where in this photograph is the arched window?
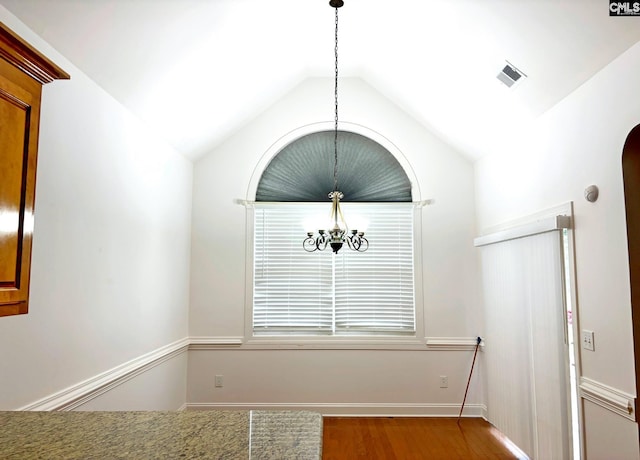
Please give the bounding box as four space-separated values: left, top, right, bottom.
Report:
256 130 411 202
251 131 416 338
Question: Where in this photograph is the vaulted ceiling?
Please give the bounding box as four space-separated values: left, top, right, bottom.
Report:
2 0 639 161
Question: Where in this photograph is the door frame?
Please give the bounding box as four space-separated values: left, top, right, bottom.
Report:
622 123 640 446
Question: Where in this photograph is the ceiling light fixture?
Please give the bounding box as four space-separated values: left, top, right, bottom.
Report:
303 0 368 254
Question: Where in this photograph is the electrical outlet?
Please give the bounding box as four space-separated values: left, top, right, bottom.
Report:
582 330 595 351
439 375 448 388
215 375 224 388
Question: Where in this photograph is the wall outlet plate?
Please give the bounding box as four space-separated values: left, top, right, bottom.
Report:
215 375 224 388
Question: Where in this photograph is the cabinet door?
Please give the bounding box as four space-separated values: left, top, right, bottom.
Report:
0 57 41 316
0 23 68 317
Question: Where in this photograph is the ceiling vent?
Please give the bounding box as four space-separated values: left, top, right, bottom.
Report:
497 61 526 88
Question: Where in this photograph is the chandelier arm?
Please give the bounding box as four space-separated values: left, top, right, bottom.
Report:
360 237 369 251
345 233 369 252
344 235 355 250
303 233 331 252
319 234 329 250
303 236 318 252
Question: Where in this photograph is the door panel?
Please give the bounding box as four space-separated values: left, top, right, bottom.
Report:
0 89 29 290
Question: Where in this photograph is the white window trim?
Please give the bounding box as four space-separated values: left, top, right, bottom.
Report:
243 202 426 350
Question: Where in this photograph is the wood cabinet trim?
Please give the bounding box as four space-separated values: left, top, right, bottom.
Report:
0 21 70 84
0 301 27 317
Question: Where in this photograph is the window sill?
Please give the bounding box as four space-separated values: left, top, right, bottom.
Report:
243 336 427 350
188 336 481 351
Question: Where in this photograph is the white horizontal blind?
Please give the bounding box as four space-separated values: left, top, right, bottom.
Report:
481 230 569 459
253 203 415 336
254 205 333 334
335 204 415 334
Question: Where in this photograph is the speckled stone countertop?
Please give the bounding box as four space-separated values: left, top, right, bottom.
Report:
0 410 322 459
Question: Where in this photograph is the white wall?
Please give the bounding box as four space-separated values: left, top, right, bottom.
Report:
188 77 484 413
0 7 193 411
76 352 188 411
475 42 640 458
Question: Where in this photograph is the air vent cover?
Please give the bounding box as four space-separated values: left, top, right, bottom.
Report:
497 62 526 88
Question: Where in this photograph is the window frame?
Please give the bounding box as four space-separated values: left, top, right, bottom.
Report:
244 202 426 350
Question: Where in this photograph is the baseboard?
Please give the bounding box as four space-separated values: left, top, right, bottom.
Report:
19 337 190 411
177 403 188 412
185 402 487 417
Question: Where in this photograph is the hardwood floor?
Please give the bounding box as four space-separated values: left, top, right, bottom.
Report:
322 417 527 459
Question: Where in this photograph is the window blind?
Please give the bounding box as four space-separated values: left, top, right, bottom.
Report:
253 205 334 334
253 203 415 336
480 230 570 458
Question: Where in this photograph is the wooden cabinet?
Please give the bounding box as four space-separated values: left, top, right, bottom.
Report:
0 22 69 317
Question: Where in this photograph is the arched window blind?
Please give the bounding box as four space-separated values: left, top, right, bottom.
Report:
256 131 411 202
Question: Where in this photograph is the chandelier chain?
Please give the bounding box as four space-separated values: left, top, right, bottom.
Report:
333 6 339 192
302 1 368 254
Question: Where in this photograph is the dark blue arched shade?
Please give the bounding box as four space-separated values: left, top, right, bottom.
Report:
256 131 412 202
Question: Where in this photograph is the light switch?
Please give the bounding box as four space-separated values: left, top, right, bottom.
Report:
582 330 595 351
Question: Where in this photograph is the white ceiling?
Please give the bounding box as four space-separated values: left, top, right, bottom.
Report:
2 0 640 161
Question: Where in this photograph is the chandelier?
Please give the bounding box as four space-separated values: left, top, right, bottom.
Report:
303 0 369 254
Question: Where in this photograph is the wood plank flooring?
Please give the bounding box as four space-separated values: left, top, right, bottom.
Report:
322 417 527 459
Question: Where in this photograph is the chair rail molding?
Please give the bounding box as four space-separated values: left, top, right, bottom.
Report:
19 338 190 411
425 337 485 351
579 376 636 421
189 336 244 350
17 335 487 411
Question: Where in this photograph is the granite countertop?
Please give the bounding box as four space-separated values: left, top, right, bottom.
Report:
0 410 323 459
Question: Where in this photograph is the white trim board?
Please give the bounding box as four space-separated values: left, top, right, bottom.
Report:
177 403 188 412
185 402 487 418
19 338 190 411
580 377 636 422
474 215 571 247
189 336 244 350
425 337 484 351
191 336 484 351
